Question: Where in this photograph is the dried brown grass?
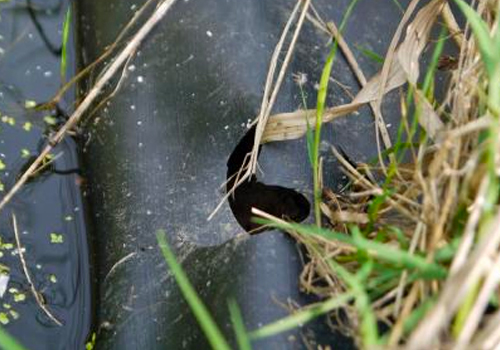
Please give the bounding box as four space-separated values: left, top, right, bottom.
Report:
259 0 500 349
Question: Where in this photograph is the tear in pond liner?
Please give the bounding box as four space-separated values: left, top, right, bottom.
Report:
226 125 310 234
77 0 406 348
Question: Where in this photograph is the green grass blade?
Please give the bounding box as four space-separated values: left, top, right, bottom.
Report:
328 260 379 346
0 327 28 350
494 10 500 59
60 6 72 82
249 293 353 339
421 26 447 97
488 64 500 113
297 83 315 167
306 125 314 167
433 237 460 263
313 41 337 225
349 226 447 279
228 300 252 350
356 45 384 64
402 297 436 336
156 230 232 350
312 0 361 225
454 0 495 76
253 218 447 279
452 280 481 338
390 0 404 13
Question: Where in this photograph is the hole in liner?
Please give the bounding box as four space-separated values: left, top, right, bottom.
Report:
226 125 310 234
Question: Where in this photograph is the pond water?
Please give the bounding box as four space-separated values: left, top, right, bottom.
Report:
0 1 92 349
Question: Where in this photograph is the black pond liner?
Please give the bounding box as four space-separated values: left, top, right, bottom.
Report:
77 0 411 349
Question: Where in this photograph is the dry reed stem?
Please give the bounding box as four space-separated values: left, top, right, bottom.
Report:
407 211 500 349
455 253 500 349
207 0 306 221
449 176 489 274
442 2 465 48
249 0 311 174
12 214 63 326
393 221 425 319
470 308 500 349
389 282 420 345
331 146 419 222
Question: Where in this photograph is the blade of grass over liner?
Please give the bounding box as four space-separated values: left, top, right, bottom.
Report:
60 6 72 82
380 25 446 204
390 0 404 13
252 218 447 279
156 230 231 350
0 327 28 350
402 297 436 336
228 300 253 350
297 82 315 166
454 0 497 77
355 45 384 64
421 25 447 100
249 293 353 339
386 23 445 184
328 259 379 346
312 0 360 226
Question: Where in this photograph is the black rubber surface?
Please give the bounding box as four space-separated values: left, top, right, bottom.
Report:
76 0 410 349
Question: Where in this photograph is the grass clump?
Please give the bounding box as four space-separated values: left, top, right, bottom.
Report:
259 0 500 349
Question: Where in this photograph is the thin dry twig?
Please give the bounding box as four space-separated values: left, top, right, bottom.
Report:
103 252 137 284
442 2 465 48
12 213 63 326
449 175 489 274
249 0 312 175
